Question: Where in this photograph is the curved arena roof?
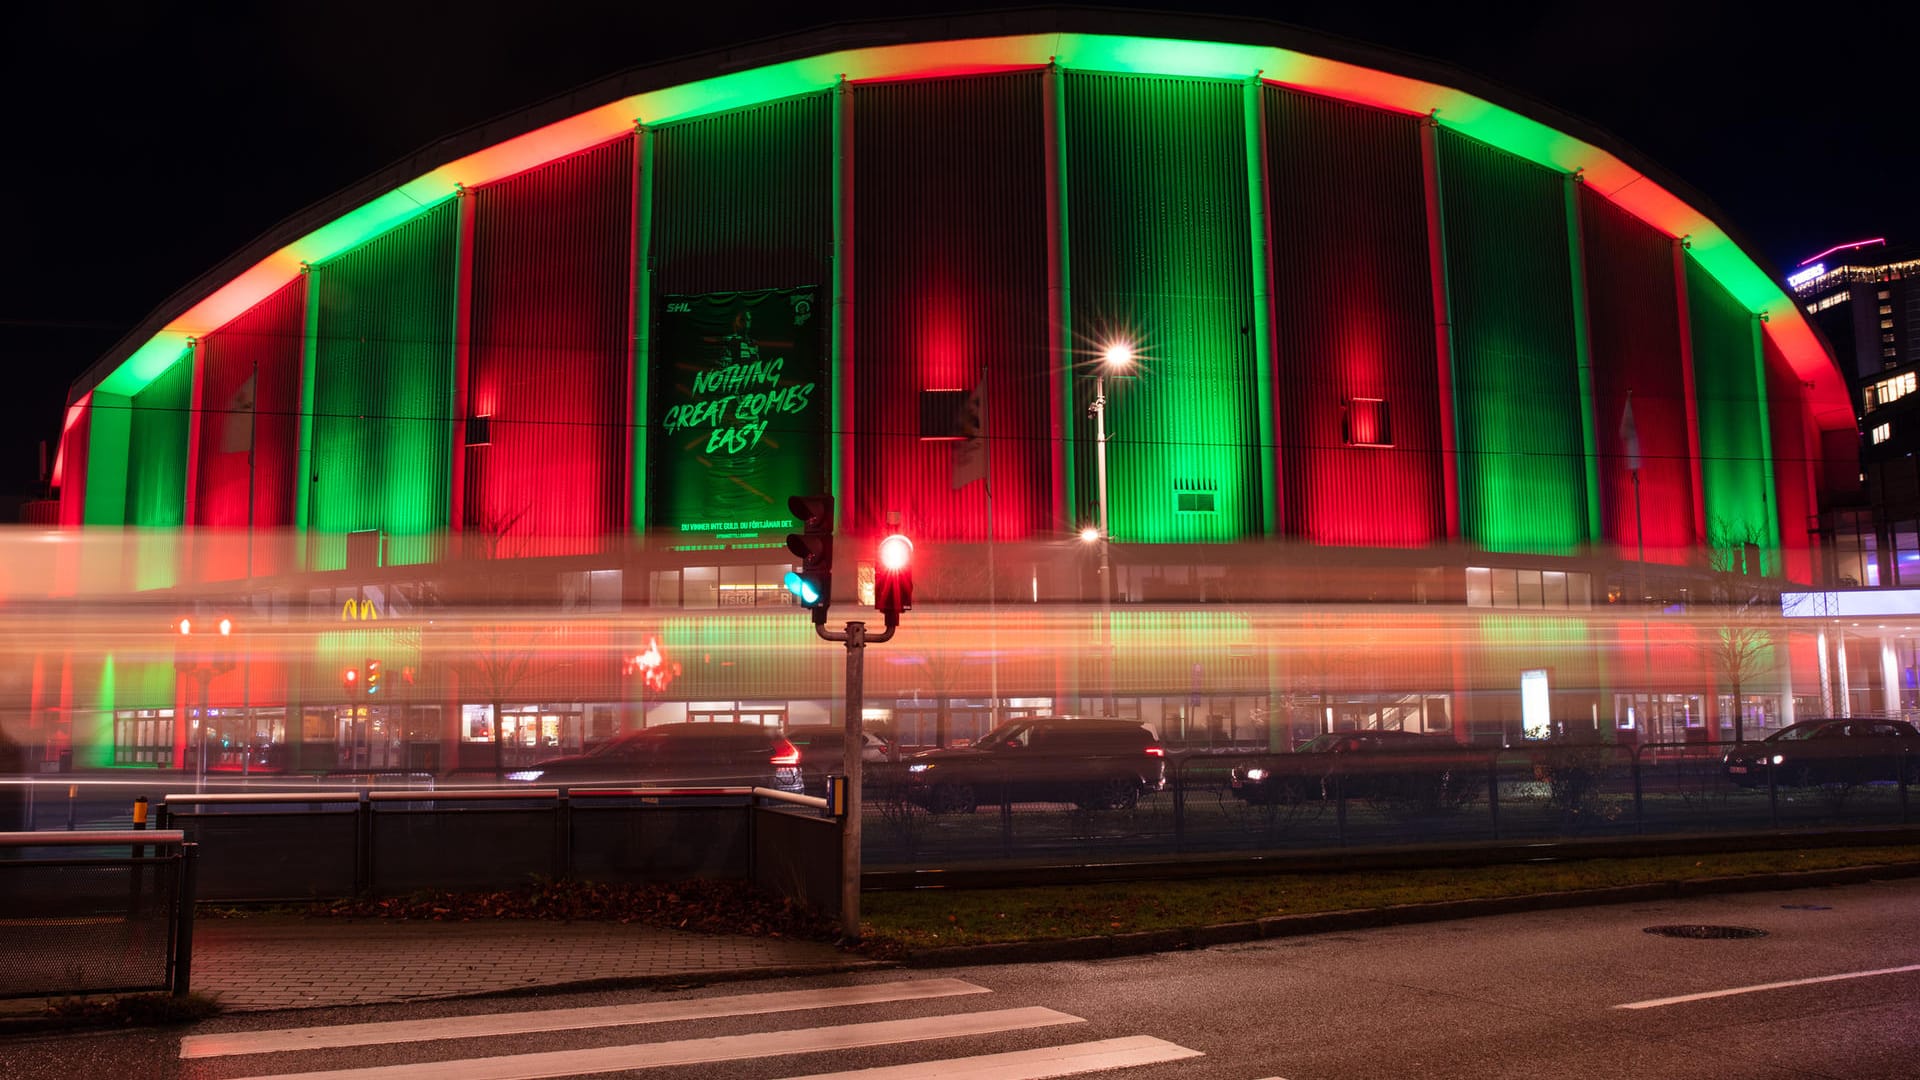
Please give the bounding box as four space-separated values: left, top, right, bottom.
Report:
71 8 1851 431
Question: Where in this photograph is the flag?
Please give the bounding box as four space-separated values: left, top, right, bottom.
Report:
219 372 256 453
951 376 987 489
1619 394 1641 472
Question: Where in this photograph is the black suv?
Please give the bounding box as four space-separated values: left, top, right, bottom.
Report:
1723 718 1920 788
1230 730 1470 807
903 717 1165 813
509 723 803 792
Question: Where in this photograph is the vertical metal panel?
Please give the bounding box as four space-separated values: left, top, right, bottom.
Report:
650 94 832 296
195 276 307 578
1436 128 1588 554
1763 335 1816 584
125 355 191 527
84 391 131 527
1684 254 1770 546
1265 85 1443 546
1578 186 1695 563
124 353 191 589
1066 72 1260 543
849 72 1050 541
309 201 459 570
466 136 635 556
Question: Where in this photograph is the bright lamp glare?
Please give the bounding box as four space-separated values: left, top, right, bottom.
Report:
177 618 191 636
1102 341 1134 369
218 617 232 636
1079 526 1100 543
879 534 913 572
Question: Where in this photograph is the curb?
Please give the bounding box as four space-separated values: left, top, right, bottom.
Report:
898 862 1920 968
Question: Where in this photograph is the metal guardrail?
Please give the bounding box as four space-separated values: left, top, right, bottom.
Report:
0 829 198 999
157 785 840 912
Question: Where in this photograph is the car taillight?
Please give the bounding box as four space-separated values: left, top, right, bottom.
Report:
1144 746 1165 757
770 739 801 767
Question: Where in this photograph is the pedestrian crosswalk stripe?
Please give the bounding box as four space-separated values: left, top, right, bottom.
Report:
774 1035 1205 1079
182 978 990 1059
226 1005 1085 1080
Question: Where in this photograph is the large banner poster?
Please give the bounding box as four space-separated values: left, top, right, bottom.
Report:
651 286 825 538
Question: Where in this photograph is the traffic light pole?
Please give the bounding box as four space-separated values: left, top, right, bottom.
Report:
814 614 896 941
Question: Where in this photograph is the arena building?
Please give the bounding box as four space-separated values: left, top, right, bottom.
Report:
22 10 1873 776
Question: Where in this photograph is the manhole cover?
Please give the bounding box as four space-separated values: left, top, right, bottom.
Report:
1644 924 1769 940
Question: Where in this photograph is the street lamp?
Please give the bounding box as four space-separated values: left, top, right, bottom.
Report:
1091 340 1133 718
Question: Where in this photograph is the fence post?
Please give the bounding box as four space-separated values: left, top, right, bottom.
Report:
1172 757 1185 852
1766 759 1779 829
1334 770 1347 847
556 788 573 881
172 842 199 997
1487 752 1501 841
999 762 1013 860
1901 750 1911 826
355 791 373 895
1631 750 1644 835
130 795 150 918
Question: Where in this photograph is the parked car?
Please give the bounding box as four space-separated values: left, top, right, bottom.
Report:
1229 730 1472 808
1723 718 1920 788
903 717 1165 813
784 728 891 797
507 723 803 792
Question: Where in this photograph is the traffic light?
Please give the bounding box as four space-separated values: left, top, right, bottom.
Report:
784 494 835 622
875 533 914 622
343 666 360 693
365 658 382 696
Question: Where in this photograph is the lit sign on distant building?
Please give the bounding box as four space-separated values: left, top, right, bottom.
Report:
1786 263 1825 288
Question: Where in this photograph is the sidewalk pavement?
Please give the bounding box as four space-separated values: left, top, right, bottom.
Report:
192 916 868 1012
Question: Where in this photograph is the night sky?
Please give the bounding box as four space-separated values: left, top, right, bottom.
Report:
5 1 1916 499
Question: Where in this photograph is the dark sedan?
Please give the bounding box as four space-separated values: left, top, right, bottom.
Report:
904 717 1165 813
1723 718 1920 788
507 723 804 792
1230 730 1473 808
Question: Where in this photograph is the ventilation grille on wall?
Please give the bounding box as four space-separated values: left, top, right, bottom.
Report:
1174 480 1217 514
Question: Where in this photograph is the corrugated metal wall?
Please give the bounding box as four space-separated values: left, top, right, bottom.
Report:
124 354 192 589
1684 254 1771 548
1764 334 1817 583
309 201 459 570
1436 128 1588 554
850 73 1050 541
650 94 832 296
1066 72 1261 543
1577 187 1695 563
194 275 306 579
1264 85 1443 546
466 136 635 556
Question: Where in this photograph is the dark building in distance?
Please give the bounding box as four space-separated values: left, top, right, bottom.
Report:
1790 240 1920 587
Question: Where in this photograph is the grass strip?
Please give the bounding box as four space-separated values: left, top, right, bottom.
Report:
859 845 1920 951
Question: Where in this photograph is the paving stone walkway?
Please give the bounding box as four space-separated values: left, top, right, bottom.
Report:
192 916 859 1011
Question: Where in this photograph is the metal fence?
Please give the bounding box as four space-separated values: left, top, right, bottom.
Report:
859 741 1919 867
157 787 841 913
0 830 198 999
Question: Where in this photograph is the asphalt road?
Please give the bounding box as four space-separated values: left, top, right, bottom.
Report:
5 877 1919 1079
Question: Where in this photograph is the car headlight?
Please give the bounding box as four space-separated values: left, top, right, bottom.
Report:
506 770 544 782
1245 768 1267 781
1771 755 1784 766
908 763 931 773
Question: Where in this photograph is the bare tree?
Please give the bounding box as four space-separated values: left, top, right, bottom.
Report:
1700 518 1779 744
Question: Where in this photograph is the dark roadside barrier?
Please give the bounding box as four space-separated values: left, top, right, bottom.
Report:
0 829 199 999
157 786 842 915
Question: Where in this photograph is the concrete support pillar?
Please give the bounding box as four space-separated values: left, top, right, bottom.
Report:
1882 636 1902 717
1836 632 1852 717
1816 627 1833 716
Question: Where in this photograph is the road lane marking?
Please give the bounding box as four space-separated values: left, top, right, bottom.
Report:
774 1035 1204 1079
1615 963 1920 1009
183 978 991 1059
226 1006 1084 1080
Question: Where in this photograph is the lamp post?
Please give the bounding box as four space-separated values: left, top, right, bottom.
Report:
1091 341 1133 718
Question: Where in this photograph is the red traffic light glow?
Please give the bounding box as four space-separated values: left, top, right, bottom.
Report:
878 533 913 572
